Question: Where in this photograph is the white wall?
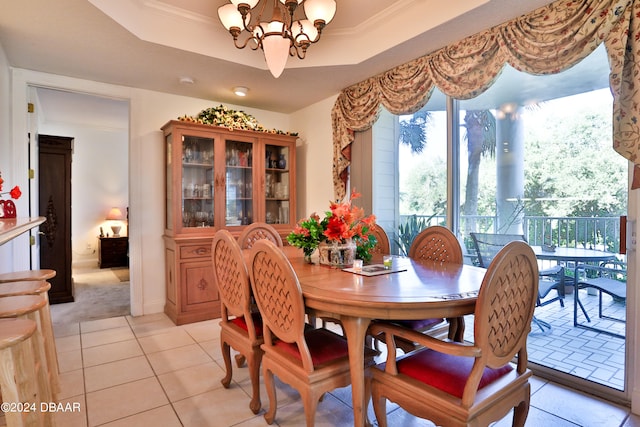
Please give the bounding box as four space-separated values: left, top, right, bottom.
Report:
289 95 338 220
0 42 12 272
7 69 297 317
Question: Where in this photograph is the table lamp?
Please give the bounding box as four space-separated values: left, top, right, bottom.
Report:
106 207 124 237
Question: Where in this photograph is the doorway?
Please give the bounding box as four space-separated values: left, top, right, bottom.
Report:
31 87 130 322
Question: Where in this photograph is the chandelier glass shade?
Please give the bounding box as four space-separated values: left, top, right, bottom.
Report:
218 0 336 78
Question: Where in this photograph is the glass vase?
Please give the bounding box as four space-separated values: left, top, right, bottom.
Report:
318 239 356 267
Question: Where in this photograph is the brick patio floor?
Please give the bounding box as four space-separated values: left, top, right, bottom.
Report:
464 288 626 391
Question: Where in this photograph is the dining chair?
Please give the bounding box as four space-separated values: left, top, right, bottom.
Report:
247 239 377 426
470 232 565 332
376 226 463 350
237 222 283 249
409 225 464 263
369 224 391 255
211 229 264 414
369 240 539 427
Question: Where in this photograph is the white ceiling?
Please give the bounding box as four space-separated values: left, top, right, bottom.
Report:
0 0 556 114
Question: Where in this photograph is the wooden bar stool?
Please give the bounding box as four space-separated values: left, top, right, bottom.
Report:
0 270 56 283
0 281 60 397
0 318 47 427
0 296 54 411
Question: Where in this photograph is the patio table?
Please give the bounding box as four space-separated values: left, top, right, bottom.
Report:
531 246 617 264
531 246 617 289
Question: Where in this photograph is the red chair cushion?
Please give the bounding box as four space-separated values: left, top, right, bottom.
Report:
396 348 513 398
274 328 349 366
393 318 444 330
230 312 263 337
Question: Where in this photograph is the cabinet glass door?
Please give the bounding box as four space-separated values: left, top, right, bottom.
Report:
225 140 253 226
265 144 290 225
166 134 173 232
182 135 214 228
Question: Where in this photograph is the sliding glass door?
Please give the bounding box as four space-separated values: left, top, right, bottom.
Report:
374 44 630 402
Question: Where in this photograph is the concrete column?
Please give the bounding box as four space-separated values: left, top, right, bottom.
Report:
496 105 525 234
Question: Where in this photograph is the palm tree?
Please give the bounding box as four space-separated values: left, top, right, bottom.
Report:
462 110 496 234
399 110 431 153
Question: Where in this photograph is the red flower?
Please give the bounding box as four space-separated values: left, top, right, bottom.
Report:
0 173 21 200
9 186 21 200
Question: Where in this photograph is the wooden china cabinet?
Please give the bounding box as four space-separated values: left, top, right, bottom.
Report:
162 120 297 325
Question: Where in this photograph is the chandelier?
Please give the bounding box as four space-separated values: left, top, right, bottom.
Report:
218 0 337 78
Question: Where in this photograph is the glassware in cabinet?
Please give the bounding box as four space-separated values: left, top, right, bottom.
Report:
225 139 254 226
265 144 290 225
181 135 214 228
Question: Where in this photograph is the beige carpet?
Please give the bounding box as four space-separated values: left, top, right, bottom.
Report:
112 267 130 282
50 266 131 326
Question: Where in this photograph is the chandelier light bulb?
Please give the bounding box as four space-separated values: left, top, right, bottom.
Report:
231 0 259 7
293 19 318 43
263 33 291 78
218 0 336 77
218 4 244 31
303 0 336 25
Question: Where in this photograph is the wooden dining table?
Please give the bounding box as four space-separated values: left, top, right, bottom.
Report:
276 246 487 427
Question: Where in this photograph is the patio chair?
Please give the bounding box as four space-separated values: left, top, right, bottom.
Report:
470 232 565 333
369 240 538 427
574 262 626 339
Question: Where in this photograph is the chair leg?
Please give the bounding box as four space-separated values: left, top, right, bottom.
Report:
247 353 262 414
263 367 278 425
235 354 246 367
220 341 232 388
599 291 604 319
513 398 530 427
302 390 321 427
574 287 591 327
371 381 388 427
531 316 551 334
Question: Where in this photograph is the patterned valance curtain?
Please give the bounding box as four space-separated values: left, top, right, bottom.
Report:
331 0 639 200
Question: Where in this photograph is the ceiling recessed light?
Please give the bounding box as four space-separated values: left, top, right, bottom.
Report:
179 77 194 85
233 86 248 97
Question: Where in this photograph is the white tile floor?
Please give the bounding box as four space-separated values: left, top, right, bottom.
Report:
34 313 640 426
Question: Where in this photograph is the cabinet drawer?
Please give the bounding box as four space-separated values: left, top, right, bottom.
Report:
179 244 211 260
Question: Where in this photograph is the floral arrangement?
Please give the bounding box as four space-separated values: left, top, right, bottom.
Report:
0 173 21 200
0 172 21 218
287 190 378 262
178 104 298 136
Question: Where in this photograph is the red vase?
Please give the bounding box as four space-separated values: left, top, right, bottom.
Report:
0 200 17 218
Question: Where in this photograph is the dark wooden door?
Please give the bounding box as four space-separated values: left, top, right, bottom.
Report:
39 135 74 303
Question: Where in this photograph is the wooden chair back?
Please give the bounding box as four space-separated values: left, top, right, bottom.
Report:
212 229 255 333
369 224 391 255
211 229 264 413
474 241 538 375
238 222 283 249
248 239 377 425
409 225 463 263
248 239 311 370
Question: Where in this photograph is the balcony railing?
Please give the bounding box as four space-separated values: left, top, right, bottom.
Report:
399 214 623 253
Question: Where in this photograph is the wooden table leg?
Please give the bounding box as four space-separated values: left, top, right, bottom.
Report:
339 315 371 427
